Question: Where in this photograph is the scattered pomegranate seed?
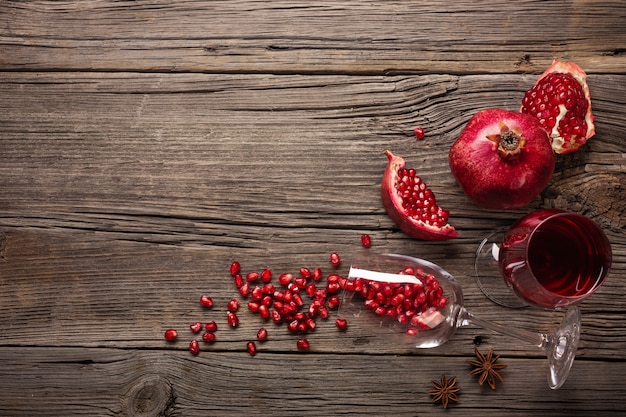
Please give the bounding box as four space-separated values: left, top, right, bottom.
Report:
278 273 292 286
329 252 341 267
205 321 218 332
258 304 270 320
414 126 425 140
164 329 178 341
227 311 239 327
233 274 244 288
260 268 272 283
246 272 259 282
328 295 341 309
296 338 310 351
230 261 241 277
189 340 200 355
202 332 216 343
247 341 257 356
360 234 372 248
189 322 203 333
299 267 311 279
257 327 268 341
335 318 348 331
238 282 250 297
312 267 323 281
227 299 240 312
406 327 418 336
200 294 214 308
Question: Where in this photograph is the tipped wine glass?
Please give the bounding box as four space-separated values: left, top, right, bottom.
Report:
475 209 612 309
339 252 581 389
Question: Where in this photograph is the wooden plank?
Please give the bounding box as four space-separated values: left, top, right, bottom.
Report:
0 347 625 416
1 1 626 74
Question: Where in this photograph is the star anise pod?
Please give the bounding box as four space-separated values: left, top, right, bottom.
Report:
427 374 460 409
467 346 507 389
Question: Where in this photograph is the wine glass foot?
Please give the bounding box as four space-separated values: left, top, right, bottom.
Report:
474 228 527 309
546 306 581 389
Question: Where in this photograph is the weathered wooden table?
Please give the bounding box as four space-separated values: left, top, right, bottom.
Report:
1 1 625 416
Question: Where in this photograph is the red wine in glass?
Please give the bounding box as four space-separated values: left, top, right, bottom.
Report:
499 209 612 309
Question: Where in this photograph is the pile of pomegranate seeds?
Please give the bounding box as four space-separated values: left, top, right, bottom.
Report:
163 251 356 357
342 267 447 335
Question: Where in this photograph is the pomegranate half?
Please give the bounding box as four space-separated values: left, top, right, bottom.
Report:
381 150 457 240
449 109 555 210
521 59 595 154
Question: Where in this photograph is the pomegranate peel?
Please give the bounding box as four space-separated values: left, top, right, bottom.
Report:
449 109 554 210
521 59 595 154
381 150 457 240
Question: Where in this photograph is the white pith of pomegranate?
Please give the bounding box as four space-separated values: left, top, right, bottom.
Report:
449 109 555 210
521 59 595 154
381 150 458 240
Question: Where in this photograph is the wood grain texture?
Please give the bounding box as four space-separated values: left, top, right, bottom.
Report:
1 1 625 416
1 347 624 417
1 0 626 74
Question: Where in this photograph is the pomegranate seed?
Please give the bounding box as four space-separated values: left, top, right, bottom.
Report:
227 312 239 327
329 252 341 267
260 268 272 283
299 267 311 279
258 304 270 320
189 322 203 333
262 283 275 295
251 286 263 301
271 309 282 323
288 320 299 333
230 261 241 276
200 294 214 308
414 126 425 140
248 301 260 313
202 332 216 343
406 327 418 336
246 272 259 282
257 327 268 341
205 321 218 332
278 273 292 286
164 329 178 341
234 274 244 288
261 295 273 306
227 299 240 312
360 234 372 248
328 295 341 309
335 318 348 331
189 340 200 355
247 341 257 356
294 277 307 289
326 282 340 294
296 338 310 351
312 267 323 281
306 283 317 297
238 282 250 297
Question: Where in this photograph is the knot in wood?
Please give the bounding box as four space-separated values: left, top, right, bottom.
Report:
123 375 174 417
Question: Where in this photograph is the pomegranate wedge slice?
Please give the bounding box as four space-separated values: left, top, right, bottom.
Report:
381 150 457 240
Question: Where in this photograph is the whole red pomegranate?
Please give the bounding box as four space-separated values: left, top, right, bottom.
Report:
521 59 594 154
449 109 555 210
381 150 457 240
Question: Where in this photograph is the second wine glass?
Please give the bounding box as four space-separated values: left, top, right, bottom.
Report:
475 209 612 309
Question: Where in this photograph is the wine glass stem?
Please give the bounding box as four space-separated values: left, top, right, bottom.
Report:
462 309 544 347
